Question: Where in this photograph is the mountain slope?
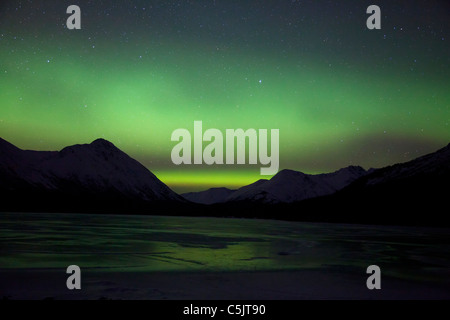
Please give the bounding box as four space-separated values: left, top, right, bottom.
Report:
291 143 450 226
353 143 450 188
337 143 450 203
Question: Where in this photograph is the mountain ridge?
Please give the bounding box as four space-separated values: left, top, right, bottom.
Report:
186 165 368 205
1 137 449 226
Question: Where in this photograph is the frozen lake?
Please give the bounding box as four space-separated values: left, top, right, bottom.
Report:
1 212 450 299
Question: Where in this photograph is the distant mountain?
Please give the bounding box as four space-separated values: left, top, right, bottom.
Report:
0 138 183 212
182 166 367 205
222 166 367 204
182 187 236 205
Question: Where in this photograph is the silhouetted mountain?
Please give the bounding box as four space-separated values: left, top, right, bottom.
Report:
349 143 450 189
286 143 450 226
0 138 184 213
328 143 450 208
182 187 236 205
222 166 367 204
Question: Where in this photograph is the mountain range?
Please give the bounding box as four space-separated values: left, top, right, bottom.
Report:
182 166 368 204
1 137 449 225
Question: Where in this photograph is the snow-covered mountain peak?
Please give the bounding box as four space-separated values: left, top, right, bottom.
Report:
0 137 182 203
226 166 368 204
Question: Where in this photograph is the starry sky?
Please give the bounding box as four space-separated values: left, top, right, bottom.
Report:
0 0 449 193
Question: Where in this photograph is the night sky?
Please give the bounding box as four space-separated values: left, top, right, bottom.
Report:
1 0 449 192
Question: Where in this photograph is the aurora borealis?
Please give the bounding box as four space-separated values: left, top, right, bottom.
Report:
1 1 449 192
